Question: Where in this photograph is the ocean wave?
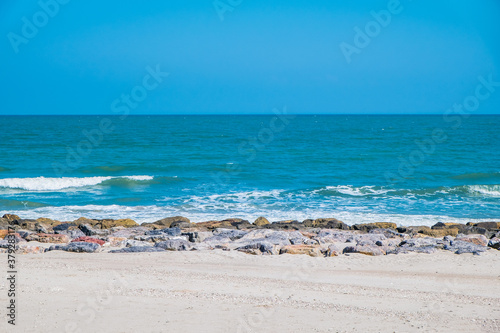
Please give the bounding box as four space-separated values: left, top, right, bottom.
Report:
0 176 155 191
315 184 500 198
465 185 500 197
322 185 392 196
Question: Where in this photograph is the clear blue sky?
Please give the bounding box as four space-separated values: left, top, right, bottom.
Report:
1 0 499 114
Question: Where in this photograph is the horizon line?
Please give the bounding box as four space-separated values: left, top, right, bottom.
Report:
0 113 499 117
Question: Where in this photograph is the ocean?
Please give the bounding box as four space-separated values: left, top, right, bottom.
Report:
0 114 499 226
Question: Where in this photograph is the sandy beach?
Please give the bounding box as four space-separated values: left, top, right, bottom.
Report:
2 250 499 333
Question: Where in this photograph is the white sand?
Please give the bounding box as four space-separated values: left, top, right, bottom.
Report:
2 250 500 333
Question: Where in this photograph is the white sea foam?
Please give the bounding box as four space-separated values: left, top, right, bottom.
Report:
0 176 154 191
325 185 392 196
465 185 500 197
1 204 497 227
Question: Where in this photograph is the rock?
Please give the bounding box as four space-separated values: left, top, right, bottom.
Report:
455 234 488 247
303 218 349 230
146 216 191 228
325 243 345 257
2 214 20 222
354 233 387 245
181 231 213 243
431 222 463 229
460 226 496 239
36 218 61 226
16 230 32 239
47 242 101 253
25 233 69 243
314 230 354 244
96 219 138 229
388 237 450 254
79 224 110 237
71 236 105 246
16 243 46 254
35 223 49 234
107 237 127 247
369 228 407 239
287 231 317 245
53 223 77 232
202 235 232 248
124 239 153 247
426 223 495 238
193 218 250 230
145 227 181 237
471 222 500 230
444 240 488 255
415 226 459 237
279 245 323 257
236 241 276 255
191 220 231 230
155 239 190 251
0 230 9 238
134 234 188 243
74 217 99 226
3 233 26 243
109 227 149 238
264 220 303 230
0 241 49 254
254 217 270 226
399 237 449 249
0 217 9 227
9 219 38 231
55 227 86 240
110 246 165 253
214 228 247 240
238 230 291 246
353 223 397 232
343 245 385 256
488 237 500 250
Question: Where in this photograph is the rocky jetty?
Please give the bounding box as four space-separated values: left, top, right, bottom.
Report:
1 214 499 257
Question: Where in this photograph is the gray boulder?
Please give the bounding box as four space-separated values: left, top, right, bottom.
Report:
109 227 149 238
235 241 276 255
488 237 500 250
145 227 181 237
79 224 110 237
314 230 354 244
56 228 86 240
214 228 248 240
155 239 190 251
444 240 488 255
182 231 213 243
47 242 101 253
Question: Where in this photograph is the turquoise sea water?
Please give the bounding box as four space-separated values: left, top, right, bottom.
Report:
0 115 499 226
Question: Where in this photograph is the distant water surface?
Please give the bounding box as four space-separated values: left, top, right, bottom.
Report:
0 115 499 226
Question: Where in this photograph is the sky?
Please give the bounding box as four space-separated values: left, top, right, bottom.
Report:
0 0 499 115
